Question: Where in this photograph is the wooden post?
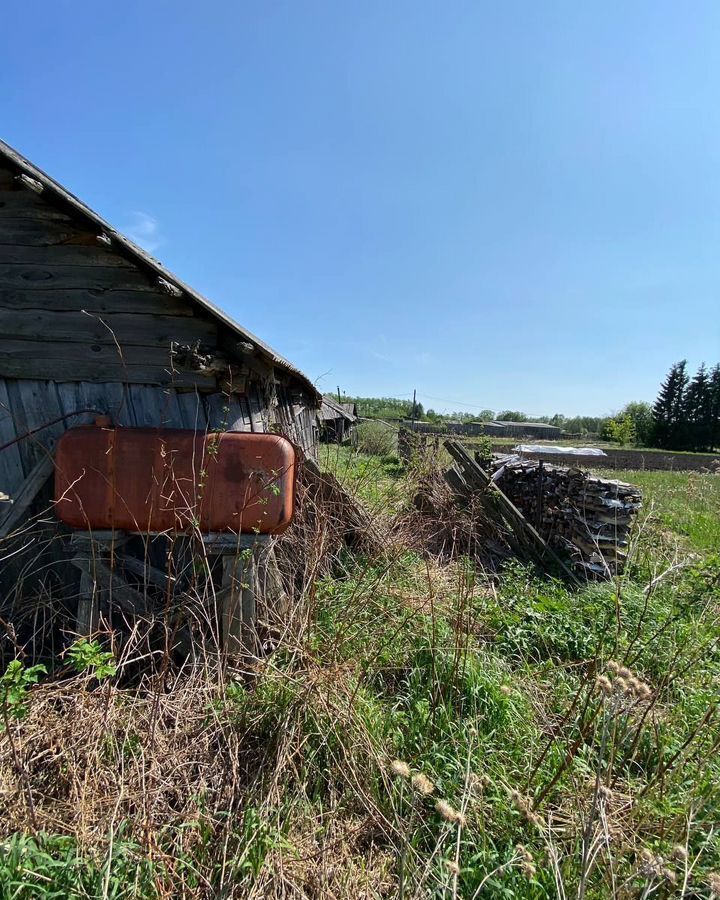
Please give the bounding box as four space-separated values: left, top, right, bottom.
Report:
69 530 132 635
203 533 269 660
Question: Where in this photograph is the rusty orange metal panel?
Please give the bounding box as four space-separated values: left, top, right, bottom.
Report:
54 426 296 534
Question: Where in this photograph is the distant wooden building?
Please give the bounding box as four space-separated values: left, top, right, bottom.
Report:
318 396 358 443
485 421 562 440
0 140 320 649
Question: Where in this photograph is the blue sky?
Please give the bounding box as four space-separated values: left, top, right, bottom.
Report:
3 2 719 416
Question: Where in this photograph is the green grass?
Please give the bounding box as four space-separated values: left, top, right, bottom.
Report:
604 468 720 552
2 446 719 897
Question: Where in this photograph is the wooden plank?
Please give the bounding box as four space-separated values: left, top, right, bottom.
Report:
130 384 194 429
221 548 261 657
0 288 193 315
69 554 148 615
0 359 216 388
0 264 158 291
76 567 100 635
15 380 66 470
177 390 208 430
154 388 184 428
0 341 217 388
0 309 216 347
128 385 165 426
248 386 265 433
0 195 74 221
0 453 54 538
0 243 137 267
444 439 581 585
0 219 92 246
205 393 252 432
77 381 132 426
0 379 25 496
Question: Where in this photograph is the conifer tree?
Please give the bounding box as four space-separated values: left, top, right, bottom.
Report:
652 360 688 449
709 363 720 451
684 364 712 450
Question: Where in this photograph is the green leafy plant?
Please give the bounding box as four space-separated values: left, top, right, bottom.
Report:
0 660 46 727
67 638 117 680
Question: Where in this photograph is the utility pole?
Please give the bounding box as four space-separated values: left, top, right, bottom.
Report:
337 385 342 403
411 388 417 430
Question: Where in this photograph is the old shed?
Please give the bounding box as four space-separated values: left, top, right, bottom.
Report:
0 139 320 655
318 396 358 443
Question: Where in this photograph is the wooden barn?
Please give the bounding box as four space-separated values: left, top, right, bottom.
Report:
318 396 358 444
0 139 320 659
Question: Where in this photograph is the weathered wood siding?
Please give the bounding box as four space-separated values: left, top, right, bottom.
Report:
0 158 318 503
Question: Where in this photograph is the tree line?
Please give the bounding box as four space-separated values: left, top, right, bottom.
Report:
650 360 720 452
339 362 719 453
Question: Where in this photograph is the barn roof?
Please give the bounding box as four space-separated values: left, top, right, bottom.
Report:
0 139 320 401
319 396 357 422
340 402 358 418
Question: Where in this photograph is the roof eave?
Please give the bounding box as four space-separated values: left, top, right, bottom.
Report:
0 138 321 404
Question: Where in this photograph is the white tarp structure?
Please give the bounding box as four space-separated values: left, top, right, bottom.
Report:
514 445 608 457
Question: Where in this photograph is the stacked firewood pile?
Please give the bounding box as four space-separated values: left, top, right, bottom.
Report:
490 457 642 576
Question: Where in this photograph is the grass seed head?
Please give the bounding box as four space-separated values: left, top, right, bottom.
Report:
521 860 537 879
411 772 435 796
389 759 411 778
671 845 688 862
445 860 460 876
607 660 621 674
469 772 491 791
596 675 613 695
709 872 720 897
436 799 463 824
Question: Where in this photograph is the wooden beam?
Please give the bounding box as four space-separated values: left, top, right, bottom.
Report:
0 341 217 388
0 288 193 316
0 309 216 347
0 453 54 539
444 439 581 586
0 263 159 292
0 242 138 267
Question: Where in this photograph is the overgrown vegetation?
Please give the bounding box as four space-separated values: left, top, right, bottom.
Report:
1 443 719 897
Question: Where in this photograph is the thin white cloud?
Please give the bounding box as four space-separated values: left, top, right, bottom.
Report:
122 211 162 253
